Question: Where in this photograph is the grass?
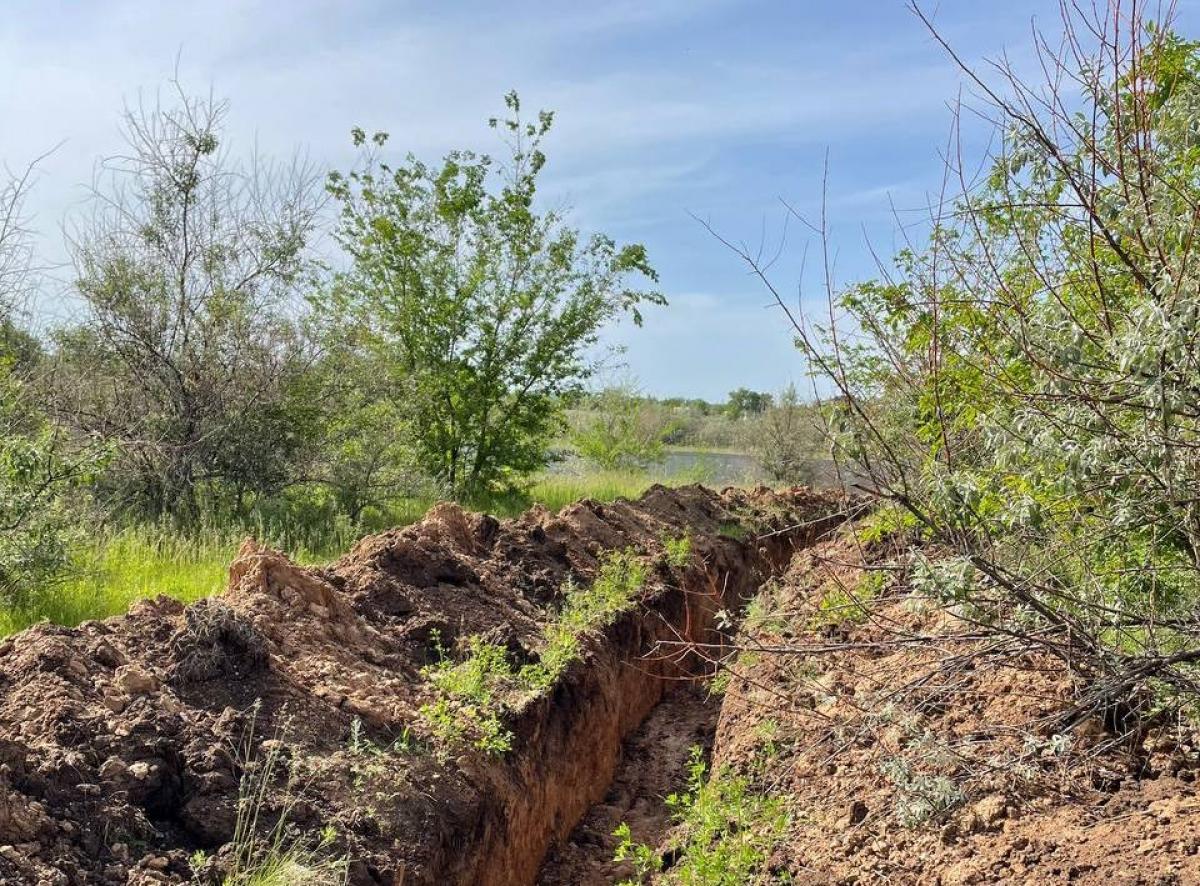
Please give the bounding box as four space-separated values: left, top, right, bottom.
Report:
203 710 349 886
0 470 669 638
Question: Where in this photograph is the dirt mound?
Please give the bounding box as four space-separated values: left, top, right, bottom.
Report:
0 485 847 885
706 532 1200 886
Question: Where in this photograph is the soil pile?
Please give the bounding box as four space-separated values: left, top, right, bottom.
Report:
707 531 1200 886
0 485 846 886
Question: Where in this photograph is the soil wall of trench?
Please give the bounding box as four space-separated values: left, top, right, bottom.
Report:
0 485 848 886
455 507 848 886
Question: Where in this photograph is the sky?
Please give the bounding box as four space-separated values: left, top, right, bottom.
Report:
3 0 1192 400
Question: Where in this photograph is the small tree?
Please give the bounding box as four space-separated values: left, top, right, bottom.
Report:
570 385 677 471
752 385 820 484
58 85 323 522
326 92 662 495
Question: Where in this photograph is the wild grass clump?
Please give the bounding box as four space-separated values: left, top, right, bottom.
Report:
197 713 348 886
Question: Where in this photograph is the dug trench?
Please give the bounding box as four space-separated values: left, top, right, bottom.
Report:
0 485 850 885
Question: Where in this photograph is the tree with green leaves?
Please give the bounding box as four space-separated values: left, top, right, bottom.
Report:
325 92 662 495
56 85 323 523
570 384 677 471
751 385 820 484
0 161 97 606
726 388 772 419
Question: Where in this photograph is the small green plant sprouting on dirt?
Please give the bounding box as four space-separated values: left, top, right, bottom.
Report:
852 502 920 545
880 756 965 828
347 716 417 758
419 636 516 754
717 521 748 541
418 549 648 755
614 746 788 885
344 717 422 792
662 533 693 569
807 570 885 630
743 580 789 635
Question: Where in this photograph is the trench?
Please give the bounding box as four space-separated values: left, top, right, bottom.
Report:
536 684 721 885
431 510 846 886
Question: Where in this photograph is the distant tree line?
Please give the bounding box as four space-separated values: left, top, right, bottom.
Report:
566 383 825 480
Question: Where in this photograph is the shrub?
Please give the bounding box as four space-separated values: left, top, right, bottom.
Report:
614 746 787 886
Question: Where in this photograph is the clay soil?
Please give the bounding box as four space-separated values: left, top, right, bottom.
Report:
707 532 1200 886
537 683 721 885
0 485 846 886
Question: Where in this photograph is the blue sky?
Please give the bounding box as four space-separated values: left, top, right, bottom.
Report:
3 0 1185 399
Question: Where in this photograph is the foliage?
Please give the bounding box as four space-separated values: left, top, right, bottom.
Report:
880 756 964 828
326 91 662 495
614 746 788 885
663 533 693 569
807 570 883 630
736 5 1200 724
418 548 647 753
570 384 678 471
0 163 100 609
725 387 773 419
57 84 323 523
751 385 821 484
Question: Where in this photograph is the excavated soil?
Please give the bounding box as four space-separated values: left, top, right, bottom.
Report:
706 531 1200 886
0 485 848 886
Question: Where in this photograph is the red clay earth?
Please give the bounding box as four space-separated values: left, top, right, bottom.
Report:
705 532 1200 886
536 684 722 885
0 485 847 886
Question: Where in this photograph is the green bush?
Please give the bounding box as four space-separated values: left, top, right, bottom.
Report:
614 746 787 885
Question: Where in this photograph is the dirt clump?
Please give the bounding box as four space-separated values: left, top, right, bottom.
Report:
0 484 846 886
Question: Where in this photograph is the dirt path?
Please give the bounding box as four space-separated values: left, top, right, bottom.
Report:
537 682 719 885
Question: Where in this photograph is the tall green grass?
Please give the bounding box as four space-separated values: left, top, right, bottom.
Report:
0 470 673 637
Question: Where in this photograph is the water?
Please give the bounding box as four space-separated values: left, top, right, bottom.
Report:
548 449 768 486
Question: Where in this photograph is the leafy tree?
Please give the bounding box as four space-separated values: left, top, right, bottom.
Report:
570 385 677 471
295 337 421 523
326 92 662 495
726 387 772 419
751 385 820 484
56 85 323 522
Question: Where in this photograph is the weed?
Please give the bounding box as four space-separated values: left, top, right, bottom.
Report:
717 521 748 541
743 582 789 635
615 746 788 885
419 637 516 755
663 533 693 569
807 571 884 630
880 756 964 828
418 548 648 755
853 502 920 545
217 712 349 886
